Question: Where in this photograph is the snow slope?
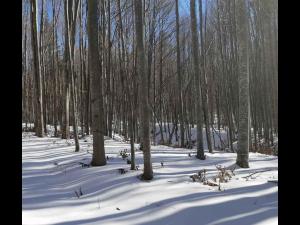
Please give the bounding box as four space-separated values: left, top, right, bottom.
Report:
22 132 278 225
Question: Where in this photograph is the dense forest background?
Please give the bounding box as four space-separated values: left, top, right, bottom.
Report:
22 0 278 173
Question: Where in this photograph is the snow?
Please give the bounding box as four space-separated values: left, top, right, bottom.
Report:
22 132 277 225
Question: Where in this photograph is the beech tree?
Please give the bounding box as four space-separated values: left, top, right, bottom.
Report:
175 0 185 148
88 0 106 166
190 0 205 160
236 0 250 168
29 0 44 137
134 0 153 180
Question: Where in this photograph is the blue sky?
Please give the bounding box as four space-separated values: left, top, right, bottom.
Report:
33 0 206 51
42 0 204 21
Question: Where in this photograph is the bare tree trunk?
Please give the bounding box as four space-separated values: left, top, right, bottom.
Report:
134 0 153 180
175 0 185 148
62 0 71 139
38 0 48 134
30 0 44 137
88 0 106 166
190 0 205 159
63 0 80 151
199 0 213 153
70 0 80 151
107 0 113 138
52 0 59 137
79 0 84 136
129 106 136 170
236 0 250 168
159 18 164 144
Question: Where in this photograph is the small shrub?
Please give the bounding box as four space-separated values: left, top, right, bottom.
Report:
119 149 129 159
118 168 127 174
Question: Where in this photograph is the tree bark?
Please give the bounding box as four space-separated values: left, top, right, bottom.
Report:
134 0 153 180
88 0 106 166
190 0 205 160
30 0 44 137
236 0 250 168
175 0 185 148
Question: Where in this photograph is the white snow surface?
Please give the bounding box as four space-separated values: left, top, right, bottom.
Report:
22 132 278 225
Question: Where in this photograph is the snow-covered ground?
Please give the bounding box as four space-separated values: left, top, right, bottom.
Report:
22 132 278 225
151 123 229 149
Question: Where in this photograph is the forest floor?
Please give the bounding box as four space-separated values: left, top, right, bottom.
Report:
22 132 278 225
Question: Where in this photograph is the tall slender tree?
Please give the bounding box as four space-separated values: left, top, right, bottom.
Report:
199 0 213 153
88 0 106 166
175 0 185 148
190 0 205 159
236 0 250 168
134 0 153 180
61 0 70 139
30 0 44 137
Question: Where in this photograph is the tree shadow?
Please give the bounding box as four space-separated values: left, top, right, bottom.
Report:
22 135 278 225
49 183 277 225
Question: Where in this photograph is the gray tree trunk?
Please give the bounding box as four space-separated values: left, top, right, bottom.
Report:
30 0 44 137
175 0 185 148
134 0 153 180
199 0 213 153
190 0 205 160
107 0 113 138
88 0 106 166
63 0 80 153
236 0 250 168
62 0 70 139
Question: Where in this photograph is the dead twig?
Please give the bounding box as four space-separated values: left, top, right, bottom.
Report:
242 169 277 180
203 180 218 186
